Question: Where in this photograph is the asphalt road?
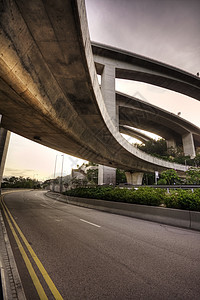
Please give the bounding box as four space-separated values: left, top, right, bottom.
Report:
1 190 200 300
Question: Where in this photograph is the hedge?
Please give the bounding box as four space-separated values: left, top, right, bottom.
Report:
165 189 200 211
64 187 165 207
64 187 200 212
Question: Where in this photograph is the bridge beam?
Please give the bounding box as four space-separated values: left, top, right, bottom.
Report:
125 172 143 185
182 133 196 158
0 124 10 190
98 165 116 185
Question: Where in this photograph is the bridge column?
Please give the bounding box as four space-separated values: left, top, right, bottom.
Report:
166 139 176 150
182 133 196 158
101 64 118 128
0 125 10 190
125 172 143 185
100 64 117 184
98 165 116 185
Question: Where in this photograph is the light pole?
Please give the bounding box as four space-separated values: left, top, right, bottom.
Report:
60 155 64 193
53 154 58 192
53 154 65 193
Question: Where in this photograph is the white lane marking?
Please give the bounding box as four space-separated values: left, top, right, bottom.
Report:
80 219 101 228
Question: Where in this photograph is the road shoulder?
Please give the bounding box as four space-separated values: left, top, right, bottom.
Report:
0 205 26 300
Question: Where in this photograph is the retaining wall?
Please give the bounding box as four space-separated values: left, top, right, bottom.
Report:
46 192 200 231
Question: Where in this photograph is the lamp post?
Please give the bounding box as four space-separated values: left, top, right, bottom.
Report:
53 154 59 192
53 154 65 193
60 155 64 193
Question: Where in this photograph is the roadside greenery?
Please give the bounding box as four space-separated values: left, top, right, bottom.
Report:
186 167 200 184
2 176 40 189
165 189 200 211
135 138 200 167
156 168 200 185
65 186 165 206
158 169 181 185
64 186 200 211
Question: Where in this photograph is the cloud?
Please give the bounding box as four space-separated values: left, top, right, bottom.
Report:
4 168 35 178
86 0 200 73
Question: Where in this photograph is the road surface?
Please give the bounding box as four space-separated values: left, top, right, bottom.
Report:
1 190 200 299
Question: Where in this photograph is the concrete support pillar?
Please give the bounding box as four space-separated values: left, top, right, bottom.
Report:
166 139 176 150
100 64 117 182
0 128 11 188
182 133 196 158
98 165 116 185
125 172 143 185
101 64 118 128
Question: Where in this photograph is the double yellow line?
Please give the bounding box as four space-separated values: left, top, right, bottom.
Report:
0 194 63 300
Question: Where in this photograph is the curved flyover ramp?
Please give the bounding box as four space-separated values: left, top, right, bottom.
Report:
117 91 200 150
119 125 151 144
1 0 199 175
92 42 200 101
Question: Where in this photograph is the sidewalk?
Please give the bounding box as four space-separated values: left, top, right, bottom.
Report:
0 208 26 300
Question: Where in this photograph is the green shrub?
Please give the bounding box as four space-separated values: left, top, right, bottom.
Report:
132 187 166 206
64 186 166 207
157 178 167 185
64 186 200 211
164 189 200 211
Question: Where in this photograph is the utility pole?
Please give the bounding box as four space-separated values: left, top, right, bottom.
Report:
53 155 58 192
60 155 64 193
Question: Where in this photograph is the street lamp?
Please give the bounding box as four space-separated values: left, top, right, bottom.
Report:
53 154 64 193
53 154 59 192
60 155 64 193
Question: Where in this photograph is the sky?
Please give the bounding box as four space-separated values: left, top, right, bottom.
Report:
3 0 200 181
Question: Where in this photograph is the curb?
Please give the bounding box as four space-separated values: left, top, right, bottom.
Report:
0 209 26 300
46 192 200 231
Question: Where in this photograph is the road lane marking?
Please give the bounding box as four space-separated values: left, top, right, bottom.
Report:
80 219 101 228
0 200 48 300
1 196 63 300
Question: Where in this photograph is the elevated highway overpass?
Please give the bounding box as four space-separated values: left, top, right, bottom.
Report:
116 91 200 157
0 0 200 184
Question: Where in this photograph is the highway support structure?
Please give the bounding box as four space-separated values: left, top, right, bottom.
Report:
0 115 10 191
95 54 196 185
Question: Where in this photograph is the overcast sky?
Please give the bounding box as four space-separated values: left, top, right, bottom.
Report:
4 0 200 180
86 0 200 73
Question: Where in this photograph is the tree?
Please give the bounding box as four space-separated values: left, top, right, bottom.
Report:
142 173 155 185
186 167 200 184
160 169 180 185
135 139 200 167
135 139 168 157
116 169 127 184
86 169 98 184
2 177 40 189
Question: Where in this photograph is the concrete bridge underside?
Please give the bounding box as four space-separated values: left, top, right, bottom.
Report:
116 92 200 157
119 125 151 144
0 0 200 182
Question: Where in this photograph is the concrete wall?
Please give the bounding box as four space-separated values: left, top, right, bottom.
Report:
46 193 200 231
